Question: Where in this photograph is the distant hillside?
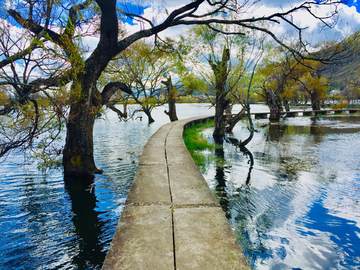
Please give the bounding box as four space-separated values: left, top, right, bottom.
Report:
323 31 360 91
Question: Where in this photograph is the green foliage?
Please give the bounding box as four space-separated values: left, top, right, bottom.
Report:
103 40 172 116
257 45 329 108
330 99 348 109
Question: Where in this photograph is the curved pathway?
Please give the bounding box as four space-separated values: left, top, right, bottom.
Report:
102 116 250 270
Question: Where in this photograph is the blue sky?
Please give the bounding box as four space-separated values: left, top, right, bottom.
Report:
341 0 360 12
118 2 150 25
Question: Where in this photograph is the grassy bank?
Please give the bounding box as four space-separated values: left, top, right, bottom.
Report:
183 121 215 169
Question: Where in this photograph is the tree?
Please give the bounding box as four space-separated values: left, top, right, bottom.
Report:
104 40 172 123
257 44 305 121
1 0 344 179
0 18 68 164
294 59 329 111
188 23 263 142
257 43 338 120
160 36 197 122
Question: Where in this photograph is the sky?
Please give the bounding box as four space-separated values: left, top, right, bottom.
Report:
2 0 360 76
2 0 360 53
121 0 360 46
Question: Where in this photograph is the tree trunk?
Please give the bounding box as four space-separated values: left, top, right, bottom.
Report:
63 103 99 178
213 97 229 144
143 107 155 123
123 102 128 118
283 99 290 112
63 77 105 178
311 92 321 111
211 47 230 143
225 107 246 133
165 98 178 122
269 105 283 122
162 76 178 122
266 89 283 122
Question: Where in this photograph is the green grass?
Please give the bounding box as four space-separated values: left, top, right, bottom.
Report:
183 121 215 169
183 121 215 151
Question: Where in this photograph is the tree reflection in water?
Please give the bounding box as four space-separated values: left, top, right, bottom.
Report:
223 136 270 264
204 116 360 268
64 177 107 269
213 139 255 220
214 144 231 219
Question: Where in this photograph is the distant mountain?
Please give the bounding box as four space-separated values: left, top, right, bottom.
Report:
323 31 360 91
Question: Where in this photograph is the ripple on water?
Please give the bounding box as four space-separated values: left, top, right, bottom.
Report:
201 115 360 269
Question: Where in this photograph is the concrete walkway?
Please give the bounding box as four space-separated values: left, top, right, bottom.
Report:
102 116 250 270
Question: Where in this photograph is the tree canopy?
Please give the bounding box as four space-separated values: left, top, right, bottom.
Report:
0 0 347 178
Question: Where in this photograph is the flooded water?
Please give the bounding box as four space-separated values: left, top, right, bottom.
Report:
1 103 359 269
0 104 214 270
200 111 360 269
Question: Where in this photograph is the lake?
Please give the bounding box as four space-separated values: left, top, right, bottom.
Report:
0 103 214 269
199 110 360 269
1 103 359 269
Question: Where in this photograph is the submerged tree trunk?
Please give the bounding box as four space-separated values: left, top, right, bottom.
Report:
266 88 283 122
311 91 321 111
213 96 229 144
108 104 127 119
269 105 283 122
143 107 155 123
209 47 231 143
162 76 178 122
63 99 100 178
283 99 290 112
63 77 130 178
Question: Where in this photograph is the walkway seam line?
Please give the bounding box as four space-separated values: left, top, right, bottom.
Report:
164 123 176 270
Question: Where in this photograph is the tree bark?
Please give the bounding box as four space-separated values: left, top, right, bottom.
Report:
165 98 178 122
266 88 283 122
269 105 283 122
143 107 155 123
311 91 321 111
210 47 230 143
63 101 99 178
225 107 246 133
283 99 290 112
213 97 229 144
162 76 178 122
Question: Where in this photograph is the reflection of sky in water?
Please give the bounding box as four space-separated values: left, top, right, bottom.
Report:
0 104 215 269
201 113 360 269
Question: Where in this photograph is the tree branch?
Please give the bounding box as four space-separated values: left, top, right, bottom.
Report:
101 82 132 105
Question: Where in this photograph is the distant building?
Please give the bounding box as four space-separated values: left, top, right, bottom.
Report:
330 89 340 96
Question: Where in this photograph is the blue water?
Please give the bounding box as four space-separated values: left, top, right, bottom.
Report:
2 104 359 269
0 104 214 270
200 115 360 269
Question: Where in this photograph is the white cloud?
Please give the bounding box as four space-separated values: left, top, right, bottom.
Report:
126 1 360 45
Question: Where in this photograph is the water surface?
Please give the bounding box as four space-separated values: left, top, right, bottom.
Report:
200 114 360 269
2 103 358 269
0 103 214 269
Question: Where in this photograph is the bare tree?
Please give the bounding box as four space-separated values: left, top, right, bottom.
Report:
1 0 343 179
